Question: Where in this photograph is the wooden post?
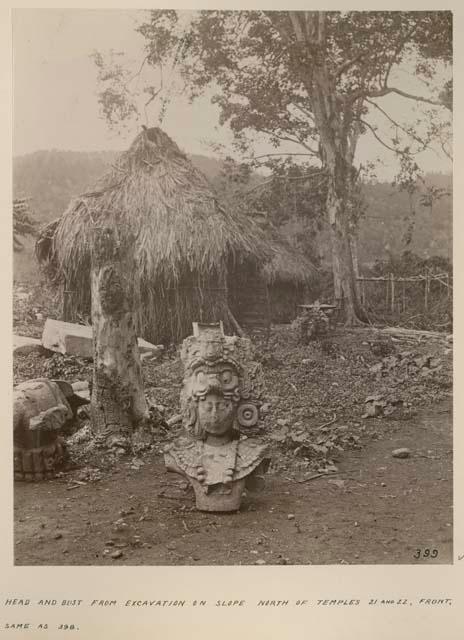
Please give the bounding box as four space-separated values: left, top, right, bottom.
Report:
424 272 429 311
385 276 389 309
402 281 406 312
62 279 72 322
390 273 395 314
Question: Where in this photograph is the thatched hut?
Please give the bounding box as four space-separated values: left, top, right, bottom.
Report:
264 238 317 324
228 222 318 328
37 127 318 342
37 127 275 343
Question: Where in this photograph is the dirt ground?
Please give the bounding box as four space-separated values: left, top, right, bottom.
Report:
14 399 452 566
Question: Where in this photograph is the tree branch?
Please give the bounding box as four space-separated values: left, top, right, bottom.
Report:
290 102 316 124
359 118 407 155
383 25 418 88
334 52 365 79
247 152 321 161
366 86 444 107
255 126 319 155
440 139 453 161
242 169 327 196
365 98 428 149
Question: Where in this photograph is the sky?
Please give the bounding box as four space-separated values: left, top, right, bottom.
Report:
12 9 452 180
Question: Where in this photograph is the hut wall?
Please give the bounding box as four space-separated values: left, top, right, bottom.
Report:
269 283 306 324
228 265 270 332
137 268 231 345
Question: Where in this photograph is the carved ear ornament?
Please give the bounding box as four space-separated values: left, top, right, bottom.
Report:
237 403 259 427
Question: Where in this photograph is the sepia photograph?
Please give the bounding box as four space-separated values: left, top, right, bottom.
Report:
12 8 453 567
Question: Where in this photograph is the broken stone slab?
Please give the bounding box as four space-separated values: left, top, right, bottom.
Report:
42 319 163 359
392 448 411 458
71 380 90 401
362 395 386 418
13 334 44 356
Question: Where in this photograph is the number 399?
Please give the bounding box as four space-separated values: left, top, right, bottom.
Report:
414 548 438 559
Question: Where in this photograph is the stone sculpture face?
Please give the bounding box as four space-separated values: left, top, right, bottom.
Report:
164 322 270 512
180 322 262 439
197 392 235 439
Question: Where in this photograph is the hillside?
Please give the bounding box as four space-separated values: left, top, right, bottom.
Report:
359 174 452 264
13 149 452 282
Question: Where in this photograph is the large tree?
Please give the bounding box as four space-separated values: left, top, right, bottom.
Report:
94 10 452 324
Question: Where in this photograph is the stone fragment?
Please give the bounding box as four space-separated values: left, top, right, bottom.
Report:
110 550 123 559
42 319 163 359
70 381 90 405
166 414 183 427
13 335 43 356
369 363 383 375
287 514 295 520
14 378 88 482
328 479 345 489
392 448 411 458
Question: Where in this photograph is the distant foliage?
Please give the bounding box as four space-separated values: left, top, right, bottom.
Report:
359 173 452 263
212 157 326 267
361 251 452 331
13 198 36 252
13 149 452 285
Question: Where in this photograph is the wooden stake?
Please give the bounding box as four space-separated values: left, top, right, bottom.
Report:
424 271 429 311
391 273 395 314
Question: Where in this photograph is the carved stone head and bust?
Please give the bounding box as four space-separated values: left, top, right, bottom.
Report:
164 322 270 512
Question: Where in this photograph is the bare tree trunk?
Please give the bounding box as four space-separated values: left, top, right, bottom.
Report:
326 174 364 326
284 10 364 325
90 227 148 447
350 232 360 299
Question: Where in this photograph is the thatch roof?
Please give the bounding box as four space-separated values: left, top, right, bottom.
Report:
39 127 271 280
37 127 275 342
37 127 318 342
263 234 318 286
